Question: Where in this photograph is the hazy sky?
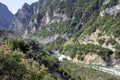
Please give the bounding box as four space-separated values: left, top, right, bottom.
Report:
0 0 38 14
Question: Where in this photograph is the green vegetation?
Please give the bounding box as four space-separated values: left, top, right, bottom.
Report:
59 60 120 80
34 21 70 37
32 0 108 39
10 0 120 50
0 41 55 80
98 14 120 37
98 38 105 45
1 0 120 79
0 38 119 80
63 43 113 60
41 36 66 51
4 38 31 53
106 38 116 45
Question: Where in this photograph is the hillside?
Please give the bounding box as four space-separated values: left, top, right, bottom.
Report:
9 0 120 67
0 38 120 80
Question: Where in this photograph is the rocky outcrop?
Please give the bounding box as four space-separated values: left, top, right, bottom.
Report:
0 2 13 29
100 3 120 16
83 53 106 65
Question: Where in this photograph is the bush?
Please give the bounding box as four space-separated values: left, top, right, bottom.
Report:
7 38 31 53
98 38 105 45
106 38 116 45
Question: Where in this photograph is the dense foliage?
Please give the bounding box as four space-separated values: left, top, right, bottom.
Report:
63 43 113 60
0 41 55 80
1 38 119 80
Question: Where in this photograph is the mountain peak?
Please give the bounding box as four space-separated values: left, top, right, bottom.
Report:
23 3 30 8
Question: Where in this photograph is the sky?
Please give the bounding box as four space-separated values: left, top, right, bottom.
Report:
0 0 38 14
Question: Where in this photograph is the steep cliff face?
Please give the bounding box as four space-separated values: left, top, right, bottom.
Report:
0 2 13 29
10 3 34 35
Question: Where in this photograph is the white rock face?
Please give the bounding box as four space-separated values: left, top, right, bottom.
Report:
45 10 51 24
22 29 28 39
100 4 120 16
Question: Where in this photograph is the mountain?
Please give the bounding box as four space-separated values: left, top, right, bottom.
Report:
10 0 120 67
0 2 13 29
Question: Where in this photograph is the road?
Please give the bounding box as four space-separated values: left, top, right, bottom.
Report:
85 64 120 76
52 51 120 76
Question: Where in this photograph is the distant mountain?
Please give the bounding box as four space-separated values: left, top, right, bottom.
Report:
0 2 13 29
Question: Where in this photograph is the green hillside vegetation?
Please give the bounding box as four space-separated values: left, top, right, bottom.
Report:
63 43 113 60
0 41 55 80
0 38 120 80
30 0 120 52
59 60 120 80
